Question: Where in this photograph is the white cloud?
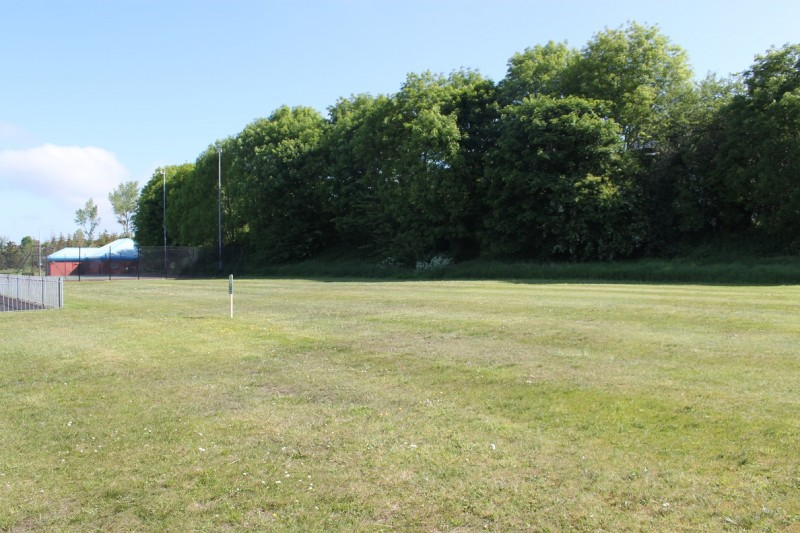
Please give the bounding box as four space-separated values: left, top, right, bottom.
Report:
0 144 128 206
0 144 132 240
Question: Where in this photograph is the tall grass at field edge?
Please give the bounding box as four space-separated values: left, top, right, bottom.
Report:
249 258 800 284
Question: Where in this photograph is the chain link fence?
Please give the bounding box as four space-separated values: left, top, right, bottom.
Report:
136 246 245 278
0 244 57 276
47 246 244 280
3 242 244 281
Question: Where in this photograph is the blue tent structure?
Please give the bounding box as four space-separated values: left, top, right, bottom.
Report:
47 239 139 276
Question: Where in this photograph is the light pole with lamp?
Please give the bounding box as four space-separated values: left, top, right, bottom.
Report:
216 144 222 273
162 168 167 278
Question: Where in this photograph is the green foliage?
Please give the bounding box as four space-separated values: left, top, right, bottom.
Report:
132 169 163 246
568 22 694 152
133 165 191 246
499 40 578 103
108 181 139 237
162 163 199 245
377 71 486 262
666 74 744 235
230 106 329 263
172 150 221 247
74 198 101 244
322 94 395 252
131 22 800 263
322 71 497 263
482 95 645 260
710 44 800 246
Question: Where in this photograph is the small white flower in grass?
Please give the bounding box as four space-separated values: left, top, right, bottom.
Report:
67 421 72 427
199 447 206 452
490 443 496 451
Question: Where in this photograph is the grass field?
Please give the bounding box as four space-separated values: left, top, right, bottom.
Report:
1 279 799 531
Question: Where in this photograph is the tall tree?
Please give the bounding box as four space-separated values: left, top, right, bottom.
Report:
171 141 234 247
230 106 328 262
322 94 395 253
133 167 186 246
667 74 743 235
710 44 800 245
380 71 468 262
566 22 694 152
482 95 646 260
74 199 101 243
353 70 497 262
499 41 578 104
108 181 139 237
160 163 198 246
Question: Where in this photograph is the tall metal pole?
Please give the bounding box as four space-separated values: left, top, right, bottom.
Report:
216 145 222 273
162 168 167 278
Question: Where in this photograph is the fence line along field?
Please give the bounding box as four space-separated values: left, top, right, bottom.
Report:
1 279 798 531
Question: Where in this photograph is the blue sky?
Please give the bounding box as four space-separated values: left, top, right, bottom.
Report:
2 0 798 243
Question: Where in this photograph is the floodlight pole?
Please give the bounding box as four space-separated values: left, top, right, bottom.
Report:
216 144 223 274
162 168 167 278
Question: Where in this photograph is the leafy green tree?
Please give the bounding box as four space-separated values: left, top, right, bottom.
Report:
566 22 694 152
230 106 328 262
0 236 7 270
74 199 101 243
322 94 395 253
133 167 179 246
482 95 646 260
347 70 498 263
108 181 139 237
710 44 800 245
160 164 196 246
171 140 235 248
666 74 743 235
499 41 578 104
380 71 469 262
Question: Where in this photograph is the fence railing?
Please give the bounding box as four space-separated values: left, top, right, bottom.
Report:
0 275 64 312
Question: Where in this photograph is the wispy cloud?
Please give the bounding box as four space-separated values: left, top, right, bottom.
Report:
0 122 35 146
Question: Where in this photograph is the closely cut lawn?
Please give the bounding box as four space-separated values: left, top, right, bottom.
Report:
1 279 799 531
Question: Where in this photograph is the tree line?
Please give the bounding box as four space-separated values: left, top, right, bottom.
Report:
133 23 800 264
1 183 139 273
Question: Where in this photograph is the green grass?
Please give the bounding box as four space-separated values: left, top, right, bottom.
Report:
2 279 799 531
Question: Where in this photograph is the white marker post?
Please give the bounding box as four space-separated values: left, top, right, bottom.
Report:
228 274 234 318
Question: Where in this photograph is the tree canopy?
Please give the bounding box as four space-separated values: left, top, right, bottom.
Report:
133 23 800 263
74 199 100 244
108 181 139 237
